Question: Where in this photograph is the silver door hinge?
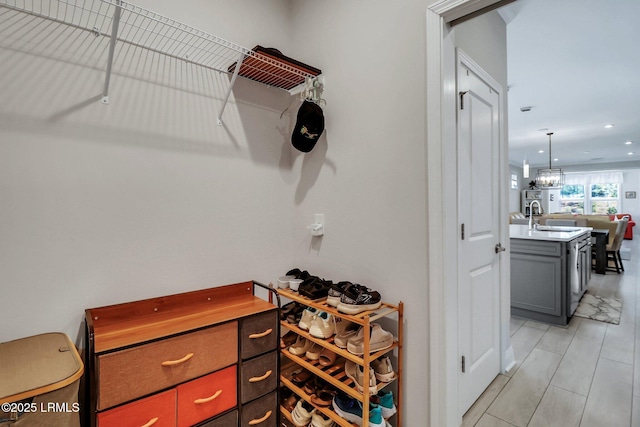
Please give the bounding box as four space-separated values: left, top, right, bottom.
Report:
462 355 466 373
461 223 465 240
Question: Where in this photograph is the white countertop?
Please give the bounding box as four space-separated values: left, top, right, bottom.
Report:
510 224 592 242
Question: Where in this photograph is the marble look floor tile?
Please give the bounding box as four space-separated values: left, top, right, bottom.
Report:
550 319 606 396
486 348 562 427
536 316 581 355
510 317 525 336
580 358 633 427
505 322 548 377
600 322 635 366
475 414 516 427
462 374 510 427
527 386 585 427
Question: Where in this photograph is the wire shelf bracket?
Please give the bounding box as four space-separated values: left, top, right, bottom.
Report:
0 0 323 125
101 0 121 105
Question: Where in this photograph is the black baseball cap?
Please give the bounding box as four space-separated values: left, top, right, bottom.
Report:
292 100 325 153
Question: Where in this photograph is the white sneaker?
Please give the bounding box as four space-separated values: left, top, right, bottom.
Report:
298 307 317 331
334 325 360 348
291 399 315 426
288 335 313 356
309 411 336 427
345 360 377 394
371 356 396 382
309 311 336 339
347 323 394 355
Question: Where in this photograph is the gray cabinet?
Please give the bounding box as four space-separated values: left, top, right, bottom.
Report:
510 233 590 326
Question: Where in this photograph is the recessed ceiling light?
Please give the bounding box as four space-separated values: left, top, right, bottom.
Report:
538 150 544 153
628 152 634 155
605 124 614 128
553 158 559 162
626 141 633 145
584 151 591 154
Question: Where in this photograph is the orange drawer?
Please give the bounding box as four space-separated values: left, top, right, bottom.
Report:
97 322 238 410
176 365 237 427
98 389 176 427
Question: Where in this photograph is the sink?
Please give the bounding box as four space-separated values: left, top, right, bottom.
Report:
534 226 581 232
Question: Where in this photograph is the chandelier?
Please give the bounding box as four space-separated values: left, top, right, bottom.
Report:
535 132 565 188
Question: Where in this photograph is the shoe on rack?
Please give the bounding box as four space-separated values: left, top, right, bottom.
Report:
345 360 377 394
309 311 336 339
298 307 318 331
309 411 336 427
299 277 332 300
370 390 397 419
289 335 313 356
334 317 357 336
291 399 315 426
286 268 312 281
336 284 382 314
281 387 297 413
347 323 394 356
332 393 384 427
310 388 337 407
290 368 312 386
281 330 298 349
326 281 353 307
318 347 337 367
371 356 396 382
334 324 360 349
306 343 323 360
284 302 306 324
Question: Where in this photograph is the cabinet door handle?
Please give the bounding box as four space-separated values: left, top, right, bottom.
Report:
140 417 158 427
161 353 194 366
248 328 272 339
248 410 272 425
194 389 222 404
249 369 272 383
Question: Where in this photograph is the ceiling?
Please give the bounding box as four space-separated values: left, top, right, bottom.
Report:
500 0 640 168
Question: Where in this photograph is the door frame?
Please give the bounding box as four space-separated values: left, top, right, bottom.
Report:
425 1 515 426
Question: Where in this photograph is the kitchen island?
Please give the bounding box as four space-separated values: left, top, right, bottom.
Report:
510 224 592 326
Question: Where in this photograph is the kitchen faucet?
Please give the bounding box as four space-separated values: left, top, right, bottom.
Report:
529 200 541 230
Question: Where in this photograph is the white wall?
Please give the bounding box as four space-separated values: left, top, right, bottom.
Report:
287 2 430 425
0 0 296 344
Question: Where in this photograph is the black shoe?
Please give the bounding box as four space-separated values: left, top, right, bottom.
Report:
286 268 312 280
298 277 332 300
337 284 382 314
327 281 353 307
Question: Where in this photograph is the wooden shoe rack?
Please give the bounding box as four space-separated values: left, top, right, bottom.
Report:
276 287 403 427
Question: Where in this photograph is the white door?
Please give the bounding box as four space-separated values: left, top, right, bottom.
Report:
457 51 502 416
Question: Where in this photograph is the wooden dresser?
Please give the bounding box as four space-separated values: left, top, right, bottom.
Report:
84 281 279 427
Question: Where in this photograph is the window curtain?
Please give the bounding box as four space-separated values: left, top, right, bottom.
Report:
564 171 624 185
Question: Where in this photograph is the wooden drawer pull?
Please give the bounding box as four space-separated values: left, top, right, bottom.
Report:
194 389 222 404
248 369 272 383
140 417 158 427
248 410 272 425
161 353 194 366
248 328 273 339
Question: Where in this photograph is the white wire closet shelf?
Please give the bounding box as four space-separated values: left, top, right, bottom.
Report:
0 0 323 124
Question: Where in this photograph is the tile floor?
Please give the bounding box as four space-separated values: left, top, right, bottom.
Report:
462 238 639 427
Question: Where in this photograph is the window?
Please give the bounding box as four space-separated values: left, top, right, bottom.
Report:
560 185 585 214
561 172 623 215
591 183 619 214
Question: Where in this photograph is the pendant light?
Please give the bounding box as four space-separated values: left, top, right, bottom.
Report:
521 106 532 179
523 158 530 179
535 132 565 188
